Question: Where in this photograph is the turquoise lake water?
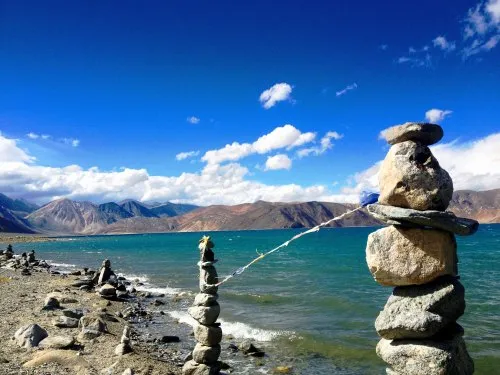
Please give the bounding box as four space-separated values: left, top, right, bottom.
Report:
9 224 500 374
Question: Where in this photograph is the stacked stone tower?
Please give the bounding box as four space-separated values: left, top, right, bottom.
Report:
365 123 477 375
183 236 223 375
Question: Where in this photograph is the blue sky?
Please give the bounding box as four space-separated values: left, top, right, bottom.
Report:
0 0 499 205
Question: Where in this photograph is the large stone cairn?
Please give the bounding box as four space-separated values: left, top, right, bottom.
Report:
366 122 478 375
183 236 222 375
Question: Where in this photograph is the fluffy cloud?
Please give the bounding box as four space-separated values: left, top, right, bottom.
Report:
297 131 343 158
425 109 453 123
462 0 500 57
259 83 293 109
433 36 456 51
264 154 292 171
336 83 358 97
341 132 500 196
187 116 200 124
0 134 35 163
202 124 315 165
176 150 200 161
27 132 39 139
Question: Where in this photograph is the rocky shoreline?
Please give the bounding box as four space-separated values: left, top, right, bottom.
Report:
0 249 278 375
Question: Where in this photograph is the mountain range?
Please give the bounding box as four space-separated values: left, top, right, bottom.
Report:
0 189 499 235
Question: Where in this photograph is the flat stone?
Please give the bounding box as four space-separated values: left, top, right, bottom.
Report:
381 122 443 146
14 324 48 348
378 141 453 211
99 284 116 297
367 204 479 236
377 333 474 375
46 292 78 304
194 293 219 306
376 277 465 339
38 335 75 349
188 304 220 325
61 308 85 320
366 226 457 286
192 343 221 364
194 324 222 346
182 360 220 375
52 316 79 328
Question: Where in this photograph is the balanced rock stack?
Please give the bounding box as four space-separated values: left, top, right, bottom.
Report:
366 122 477 375
183 236 222 375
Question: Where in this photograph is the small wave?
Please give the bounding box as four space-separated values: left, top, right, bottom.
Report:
49 262 78 269
168 311 292 342
117 273 150 283
137 285 181 296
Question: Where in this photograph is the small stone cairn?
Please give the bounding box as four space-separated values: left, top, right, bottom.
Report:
365 122 477 375
183 236 222 375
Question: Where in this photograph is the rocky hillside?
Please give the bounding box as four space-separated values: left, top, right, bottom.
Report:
448 188 500 223
0 194 38 233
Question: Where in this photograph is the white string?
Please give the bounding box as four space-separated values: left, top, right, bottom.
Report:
207 206 363 287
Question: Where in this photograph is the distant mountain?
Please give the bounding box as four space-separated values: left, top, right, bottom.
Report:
448 188 500 223
0 193 39 217
0 205 35 233
2 189 499 235
119 200 158 218
101 201 382 234
149 202 199 217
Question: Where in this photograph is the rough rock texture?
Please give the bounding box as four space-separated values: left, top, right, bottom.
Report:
194 324 223 346
378 141 453 211
192 343 221 364
38 335 75 349
182 360 221 375
194 293 218 306
367 204 479 236
381 122 443 146
188 304 221 325
377 333 474 375
14 324 48 348
78 315 107 333
376 276 465 339
53 316 79 328
366 226 457 286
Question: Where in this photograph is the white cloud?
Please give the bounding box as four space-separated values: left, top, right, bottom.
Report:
202 124 315 165
41 134 51 140
297 131 343 158
336 83 358 97
27 132 39 139
425 109 453 123
259 83 293 109
0 134 35 163
433 36 456 51
409 46 417 53
62 138 80 147
341 132 500 196
176 150 200 161
462 0 500 57
396 54 432 68
264 154 292 171
187 116 200 124
380 44 388 50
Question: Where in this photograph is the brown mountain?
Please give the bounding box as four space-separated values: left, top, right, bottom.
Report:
448 188 500 223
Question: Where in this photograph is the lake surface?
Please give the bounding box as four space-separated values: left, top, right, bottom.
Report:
9 224 500 374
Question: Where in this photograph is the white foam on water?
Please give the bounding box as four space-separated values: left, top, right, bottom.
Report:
137 285 181 296
49 262 78 269
168 311 291 342
117 273 149 283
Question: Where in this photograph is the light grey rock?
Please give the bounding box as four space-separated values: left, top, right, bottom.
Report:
99 283 116 297
53 316 79 328
366 226 457 286
182 360 220 375
381 122 443 146
199 266 218 294
377 333 474 375
38 335 75 349
367 204 479 236
14 324 48 348
114 342 133 355
79 315 107 333
194 293 219 307
376 276 465 339
194 324 222 346
378 141 453 211
188 304 220 325
77 329 101 341
122 369 134 375
192 343 221 364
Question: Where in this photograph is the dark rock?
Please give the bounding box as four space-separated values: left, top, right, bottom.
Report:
62 308 85 320
14 324 48 348
53 316 79 328
238 340 265 356
160 335 180 343
42 296 61 310
367 204 479 236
